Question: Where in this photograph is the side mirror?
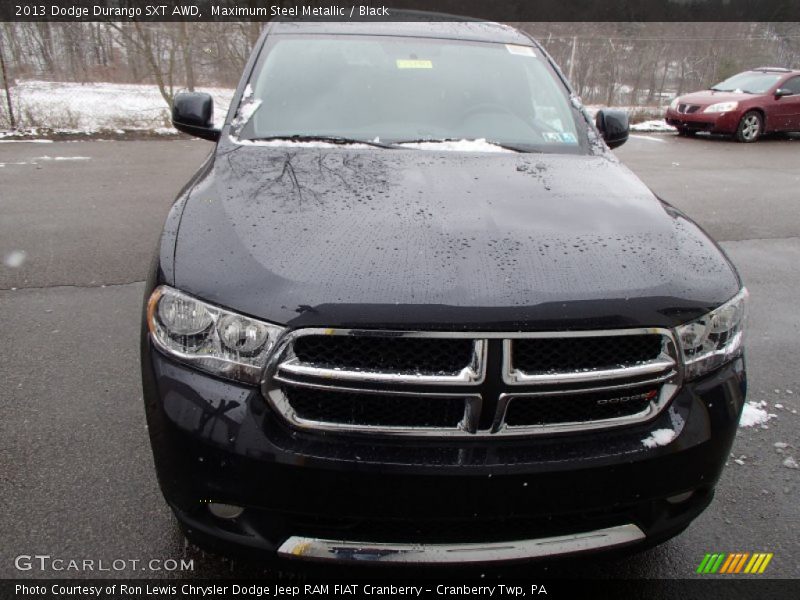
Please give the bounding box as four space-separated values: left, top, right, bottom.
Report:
172 92 220 142
595 109 629 149
775 88 794 98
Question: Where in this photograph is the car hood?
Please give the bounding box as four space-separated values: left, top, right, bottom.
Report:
677 90 752 105
171 143 740 330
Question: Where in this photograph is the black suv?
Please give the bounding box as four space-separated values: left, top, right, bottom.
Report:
141 19 747 566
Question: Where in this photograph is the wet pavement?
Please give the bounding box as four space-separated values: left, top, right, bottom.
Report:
0 134 798 578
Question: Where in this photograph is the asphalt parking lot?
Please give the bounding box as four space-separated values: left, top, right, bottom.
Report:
1 133 798 579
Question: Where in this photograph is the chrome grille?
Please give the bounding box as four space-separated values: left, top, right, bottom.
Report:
503 386 657 427
511 335 663 374
284 386 469 429
293 335 474 374
262 328 680 437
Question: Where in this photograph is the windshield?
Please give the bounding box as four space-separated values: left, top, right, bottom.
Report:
234 34 587 153
711 72 782 94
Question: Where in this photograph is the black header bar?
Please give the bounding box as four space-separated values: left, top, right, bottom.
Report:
3 579 799 600
2 0 800 22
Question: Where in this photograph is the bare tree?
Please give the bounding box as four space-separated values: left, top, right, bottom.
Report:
0 37 16 128
108 22 179 106
178 22 195 92
1 20 797 122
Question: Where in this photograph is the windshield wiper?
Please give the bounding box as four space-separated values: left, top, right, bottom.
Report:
394 138 531 153
247 135 396 149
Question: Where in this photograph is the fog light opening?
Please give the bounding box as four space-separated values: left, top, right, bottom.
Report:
208 503 244 520
666 491 694 505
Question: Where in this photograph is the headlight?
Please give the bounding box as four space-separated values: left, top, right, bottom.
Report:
669 97 680 110
675 288 748 380
147 286 284 384
704 101 738 113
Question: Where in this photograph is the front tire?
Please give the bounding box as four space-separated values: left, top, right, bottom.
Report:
676 127 696 137
735 111 762 143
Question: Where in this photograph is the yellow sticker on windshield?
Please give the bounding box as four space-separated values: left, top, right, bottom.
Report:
396 59 433 69
506 44 536 57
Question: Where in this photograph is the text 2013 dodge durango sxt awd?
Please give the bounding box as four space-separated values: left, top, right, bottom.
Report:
141 19 748 565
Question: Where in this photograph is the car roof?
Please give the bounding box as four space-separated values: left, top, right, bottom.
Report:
268 17 534 46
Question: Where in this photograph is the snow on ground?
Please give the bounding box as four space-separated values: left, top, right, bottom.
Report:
34 155 91 161
630 120 676 132
630 134 667 142
770 434 798 471
0 156 91 167
0 82 677 137
0 137 53 143
3 251 27 268
641 428 676 448
584 104 675 133
739 401 778 428
3 80 234 133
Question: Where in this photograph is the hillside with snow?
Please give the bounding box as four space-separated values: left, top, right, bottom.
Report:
1 80 234 138
0 80 675 139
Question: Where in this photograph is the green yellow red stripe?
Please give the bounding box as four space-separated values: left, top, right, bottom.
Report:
698 552 772 575
734 552 749 573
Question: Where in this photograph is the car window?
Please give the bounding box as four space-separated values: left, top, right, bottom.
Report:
235 34 588 154
782 77 800 94
711 72 783 94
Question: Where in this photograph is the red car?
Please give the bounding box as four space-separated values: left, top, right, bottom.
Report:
665 67 800 142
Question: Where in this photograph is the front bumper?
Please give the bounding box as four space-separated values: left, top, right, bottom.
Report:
665 108 741 133
142 340 746 564
275 524 646 564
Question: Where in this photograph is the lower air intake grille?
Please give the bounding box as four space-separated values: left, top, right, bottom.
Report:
505 388 657 427
512 335 663 374
292 335 474 374
284 386 467 429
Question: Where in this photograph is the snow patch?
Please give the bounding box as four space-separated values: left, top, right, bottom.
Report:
783 457 799 469
630 120 676 132
630 134 666 142
641 428 676 448
3 250 27 268
4 80 234 132
398 138 514 152
0 139 54 144
739 401 778 428
232 99 262 129
230 136 369 149
34 156 91 161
